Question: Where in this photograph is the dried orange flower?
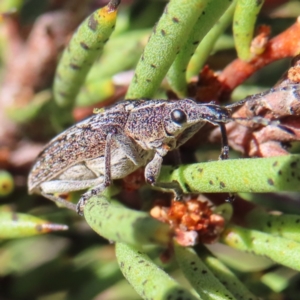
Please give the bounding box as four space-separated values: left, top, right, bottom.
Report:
150 195 225 246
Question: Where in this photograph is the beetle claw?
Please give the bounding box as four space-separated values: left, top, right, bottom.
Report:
76 198 85 216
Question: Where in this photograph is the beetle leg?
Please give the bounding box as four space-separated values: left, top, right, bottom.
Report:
76 132 113 215
152 181 183 200
113 133 144 166
218 123 230 160
145 150 183 200
145 152 163 185
40 177 105 212
172 149 182 166
218 123 235 202
41 192 77 211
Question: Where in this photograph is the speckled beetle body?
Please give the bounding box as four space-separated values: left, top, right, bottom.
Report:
28 99 233 214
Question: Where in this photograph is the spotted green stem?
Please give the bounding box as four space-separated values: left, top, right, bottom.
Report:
126 0 206 99
83 195 171 246
221 225 300 271
233 0 265 61
195 246 260 300
76 29 148 106
116 242 200 300
158 155 300 194
174 243 236 300
186 1 236 80
246 208 300 243
167 0 232 96
53 0 120 107
0 212 68 238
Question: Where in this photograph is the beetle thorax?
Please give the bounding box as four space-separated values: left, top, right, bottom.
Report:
124 102 174 150
124 100 205 151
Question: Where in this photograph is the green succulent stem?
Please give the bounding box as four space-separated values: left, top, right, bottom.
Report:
186 1 236 80
246 208 300 243
196 247 259 300
83 195 171 246
174 243 236 300
221 225 300 271
53 0 120 107
115 242 200 300
233 0 265 61
0 212 68 238
167 0 233 96
126 0 207 99
158 155 300 194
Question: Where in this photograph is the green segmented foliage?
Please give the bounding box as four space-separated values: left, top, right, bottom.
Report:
233 0 265 61
167 0 232 96
76 29 149 106
115 243 200 300
6 90 51 123
221 225 300 271
76 78 115 107
72 247 128 299
0 212 68 238
0 170 14 196
174 243 236 300
83 195 171 246
53 0 120 107
197 249 259 300
83 29 149 82
158 155 300 194
246 208 300 243
126 0 206 99
260 267 297 293
186 1 236 80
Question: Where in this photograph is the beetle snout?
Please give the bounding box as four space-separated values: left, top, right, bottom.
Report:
202 104 232 123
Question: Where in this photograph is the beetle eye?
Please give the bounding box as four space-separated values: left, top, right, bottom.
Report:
171 109 187 124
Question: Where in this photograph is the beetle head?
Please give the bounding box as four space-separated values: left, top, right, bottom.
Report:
163 99 232 136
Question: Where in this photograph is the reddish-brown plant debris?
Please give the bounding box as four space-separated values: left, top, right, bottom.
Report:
184 9 300 158
187 66 225 103
210 54 300 157
208 84 300 157
122 167 145 192
150 196 225 246
219 17 300 94
286 55 300 84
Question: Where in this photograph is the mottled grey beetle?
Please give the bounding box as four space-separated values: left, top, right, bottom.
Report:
28 98 235 215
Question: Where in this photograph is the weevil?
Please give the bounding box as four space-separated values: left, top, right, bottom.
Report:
28 98 235 215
